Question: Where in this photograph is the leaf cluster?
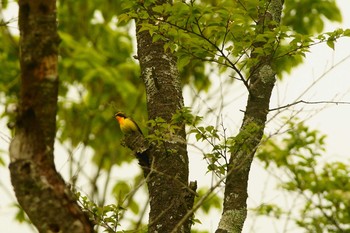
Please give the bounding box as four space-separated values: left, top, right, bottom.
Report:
76 191 123 232
75 174 146 233
196 187 222 214
146 108 201 150
256 121 350 232
121 0 347 83
194 125 229 176
283 0 342 35
56 0 148 168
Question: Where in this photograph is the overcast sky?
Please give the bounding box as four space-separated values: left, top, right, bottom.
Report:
1 1 350 232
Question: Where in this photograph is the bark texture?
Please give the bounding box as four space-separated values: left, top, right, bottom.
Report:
9 1 93 232
133 1 196 232
216 1 284 232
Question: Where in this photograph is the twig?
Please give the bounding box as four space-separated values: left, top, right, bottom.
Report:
269 100 350 112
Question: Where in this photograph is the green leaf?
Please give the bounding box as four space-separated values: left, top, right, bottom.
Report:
128 200 140 214
177 54 191 70
344 29 350 37
112 181 130 200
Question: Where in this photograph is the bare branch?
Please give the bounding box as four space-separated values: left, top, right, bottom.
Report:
269 100 350 112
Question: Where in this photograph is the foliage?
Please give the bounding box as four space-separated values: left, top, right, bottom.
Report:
191 119 264 180
256 121 350 232
75 175 148 233
76 191 123 232
57 1 145 167
283 0 342 34
0 21 19 111
146 107 202 146
13 203 32 224
196 188 222 214
193 124 229 177
120 0 349 81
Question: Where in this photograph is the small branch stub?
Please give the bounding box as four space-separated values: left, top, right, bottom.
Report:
123 132 150 172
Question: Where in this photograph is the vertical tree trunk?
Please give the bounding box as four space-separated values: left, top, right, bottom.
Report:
9 1 93 232
135 1 196 232
216 1 284 232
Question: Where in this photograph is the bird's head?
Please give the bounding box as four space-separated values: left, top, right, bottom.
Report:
115 112 126 123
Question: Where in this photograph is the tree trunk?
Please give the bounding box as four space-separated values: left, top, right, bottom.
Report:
9 1 93 232
216 1 284 232
134 1 196 232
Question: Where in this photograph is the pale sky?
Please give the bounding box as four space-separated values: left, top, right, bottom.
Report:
1 1 350 232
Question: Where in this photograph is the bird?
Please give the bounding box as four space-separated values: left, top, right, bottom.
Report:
114 112 143 135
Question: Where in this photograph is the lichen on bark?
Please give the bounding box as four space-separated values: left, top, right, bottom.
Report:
218 209 247 233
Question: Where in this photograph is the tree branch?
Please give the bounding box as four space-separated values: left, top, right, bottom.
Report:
269 100 350 111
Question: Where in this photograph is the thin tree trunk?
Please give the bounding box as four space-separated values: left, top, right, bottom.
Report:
216 1 284 232
134 1 196 232
9 1 93 232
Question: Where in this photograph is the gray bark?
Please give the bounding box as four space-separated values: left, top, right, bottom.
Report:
216 1 284 232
